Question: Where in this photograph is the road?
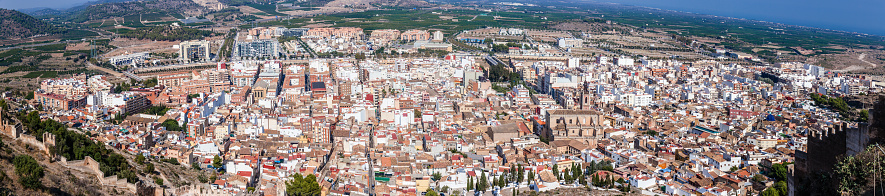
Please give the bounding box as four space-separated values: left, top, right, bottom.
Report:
87 62 125 78
366 104 380 196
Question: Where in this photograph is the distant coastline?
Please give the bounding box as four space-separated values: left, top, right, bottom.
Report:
582 0 885 36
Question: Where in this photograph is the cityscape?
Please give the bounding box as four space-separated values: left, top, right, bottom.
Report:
0 0 883 196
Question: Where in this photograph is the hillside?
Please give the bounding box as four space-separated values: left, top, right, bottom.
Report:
0 9 63 40
65 0 204 23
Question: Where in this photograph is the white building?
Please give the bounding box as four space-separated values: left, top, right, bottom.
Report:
558 38 583 48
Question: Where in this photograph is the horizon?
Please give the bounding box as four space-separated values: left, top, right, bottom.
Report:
0 0 92 10
1 0 884 36
586 0 885 36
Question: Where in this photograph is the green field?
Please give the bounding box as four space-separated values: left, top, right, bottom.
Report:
22 71 58 78
250 9 578 34
60 29 100 40
32 43 67 51
247 3 286 16
0 49 42 66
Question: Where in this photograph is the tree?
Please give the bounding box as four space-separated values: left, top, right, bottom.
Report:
527 170 535 184
572 164 583 183
552 164 559 181
762 187 779 196
355 53 366 60
198 174 208 183
0 100 8 112
467 176 474 191
25 91 34 100
154 176 164 186
136 154 146 165
752 174 766 183
286 173 322 196
490 177 496 189
161 119 182 132
859 110 869 122
432 172 441 181
13 155 43 189
213 155 223 168
479 171 488 192
425 188 439 196
772 163 788 181
144 162 155 174
517 165 524 184
730 166 739 172
774 181 787 196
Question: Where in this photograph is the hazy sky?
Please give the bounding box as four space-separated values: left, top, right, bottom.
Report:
590 0 885 36
0 0 92 10
2 0 883 36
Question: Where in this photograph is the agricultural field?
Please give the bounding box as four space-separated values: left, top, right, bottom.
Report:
0 41 112 91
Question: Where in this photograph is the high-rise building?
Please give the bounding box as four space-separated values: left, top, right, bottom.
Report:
401 30 430 41
179 40 211 62
432 31 444 42
233 40 280 59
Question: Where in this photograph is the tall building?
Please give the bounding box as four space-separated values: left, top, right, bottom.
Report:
432 31 444 42
179 40 211 62
401 30 430 41
370 29 401 44
233 40 280 59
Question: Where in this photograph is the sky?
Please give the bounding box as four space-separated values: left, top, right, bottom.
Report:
589 0 885 36
2 0 884 36
0 0 93 10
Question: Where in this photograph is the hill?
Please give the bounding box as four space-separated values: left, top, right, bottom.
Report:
65 0 203 23
0 9 63 40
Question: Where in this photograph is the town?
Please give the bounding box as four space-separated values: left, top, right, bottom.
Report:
1 23 883 196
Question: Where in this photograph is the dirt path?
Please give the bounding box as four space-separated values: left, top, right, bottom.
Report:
858 53 877 67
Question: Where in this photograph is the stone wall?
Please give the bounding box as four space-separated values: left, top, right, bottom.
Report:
61 156 137 193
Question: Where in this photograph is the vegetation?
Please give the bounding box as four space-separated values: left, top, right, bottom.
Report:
0 49 42 67
161 119 182 132
143 105 170 116
142 77 159 88
120 26 214 41
832 145 885 195
285 173 322 196
32 43 67 51
21 71 58 78
212 155 223 168
161 158 179 165
63 0 202 23
425 188 439 196
809 93 861 121
246 3 285 16
18 111 137 182
13 155 44 189
154 176 164 186
0 9 64 39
